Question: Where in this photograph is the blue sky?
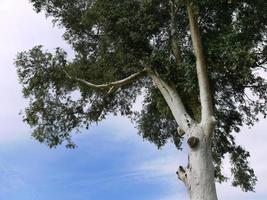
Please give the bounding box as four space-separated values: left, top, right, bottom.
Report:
0 118 185 200
0 0 266 200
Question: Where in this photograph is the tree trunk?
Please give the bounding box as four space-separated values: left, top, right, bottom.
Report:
180 2 218 199
182 124 218 200
147 71 218 199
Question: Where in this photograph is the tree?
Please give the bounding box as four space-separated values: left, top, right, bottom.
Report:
15 0 267 199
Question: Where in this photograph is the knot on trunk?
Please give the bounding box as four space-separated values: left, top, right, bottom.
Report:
187 136 199 148
177 127 185 136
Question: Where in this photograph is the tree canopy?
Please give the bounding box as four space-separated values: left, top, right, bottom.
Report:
16 0 267 192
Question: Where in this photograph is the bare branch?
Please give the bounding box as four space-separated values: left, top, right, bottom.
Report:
256 64 267 71
244 84 267 89
64 69 147 93
146 67 194 132
187 2 214 124
170 0 182 65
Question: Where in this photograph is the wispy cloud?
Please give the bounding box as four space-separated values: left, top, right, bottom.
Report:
0 158 39 199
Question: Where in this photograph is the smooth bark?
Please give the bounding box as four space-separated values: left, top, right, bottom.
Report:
187 3 214 123
183 2 218 200
147 69 194 132
64 69 147 94
148 69 218 199
185 125 218 200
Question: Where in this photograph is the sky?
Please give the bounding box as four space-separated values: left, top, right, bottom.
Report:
0 0 266 200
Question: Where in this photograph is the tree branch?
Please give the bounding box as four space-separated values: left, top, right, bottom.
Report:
170 0 182 65
64 69 147 94
244 84 267 89
146 67 194 132
187 2 215 125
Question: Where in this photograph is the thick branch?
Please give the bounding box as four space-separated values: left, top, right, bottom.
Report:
187 2 214 123
146 68 194 132
64 69 147 93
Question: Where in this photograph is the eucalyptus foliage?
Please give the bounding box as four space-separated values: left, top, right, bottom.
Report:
16 0 267 192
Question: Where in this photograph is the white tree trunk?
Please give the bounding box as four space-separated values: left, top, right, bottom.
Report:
146 1 219 198
184 124 218 200
147 71 218 200
183 3 218 199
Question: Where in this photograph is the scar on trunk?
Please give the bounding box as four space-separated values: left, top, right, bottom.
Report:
187 136 199 148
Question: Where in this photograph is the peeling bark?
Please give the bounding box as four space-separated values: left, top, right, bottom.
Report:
176 165 188 185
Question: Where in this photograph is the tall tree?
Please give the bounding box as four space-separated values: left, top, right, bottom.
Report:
16 0 267 199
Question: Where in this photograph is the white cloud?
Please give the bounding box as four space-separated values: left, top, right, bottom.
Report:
0 0 72 142
133 150 187 181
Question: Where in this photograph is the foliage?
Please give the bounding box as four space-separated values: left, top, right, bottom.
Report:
16 0 267 192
